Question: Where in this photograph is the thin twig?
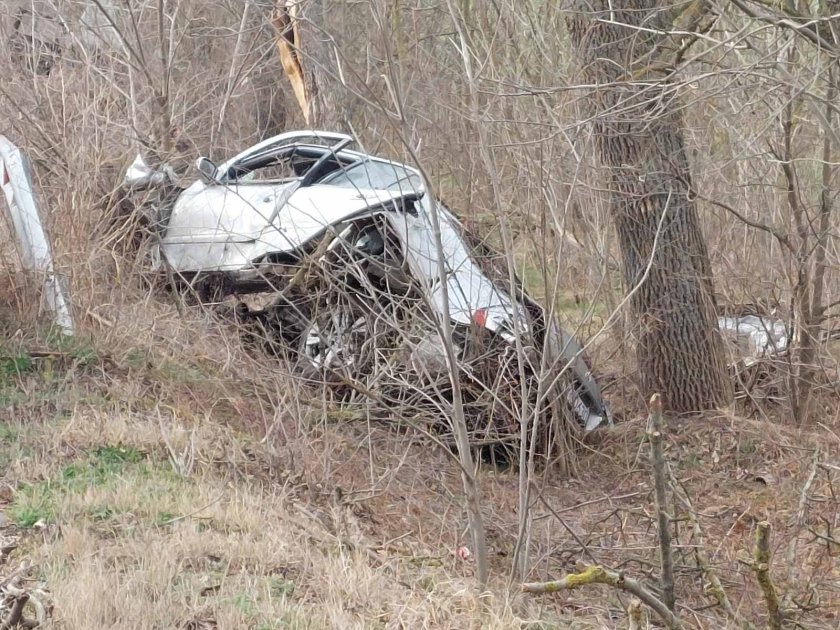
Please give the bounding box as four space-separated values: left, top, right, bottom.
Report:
786 449 820 581
729 0 838 55
671 478 754 629
533 486 598 566
157 493 224 526
687 185 794 254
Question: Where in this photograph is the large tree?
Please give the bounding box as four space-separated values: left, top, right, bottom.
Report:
567 2 733 411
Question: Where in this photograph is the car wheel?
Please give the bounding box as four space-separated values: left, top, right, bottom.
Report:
296 295 375 383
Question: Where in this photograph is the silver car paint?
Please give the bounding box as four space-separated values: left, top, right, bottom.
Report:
142 130 524 337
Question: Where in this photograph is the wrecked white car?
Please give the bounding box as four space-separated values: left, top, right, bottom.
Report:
123 130 612 447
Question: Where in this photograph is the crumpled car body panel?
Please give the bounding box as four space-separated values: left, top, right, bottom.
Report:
162 181 409 270
160 174 521 335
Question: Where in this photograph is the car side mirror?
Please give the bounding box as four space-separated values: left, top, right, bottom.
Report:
195 157 220 184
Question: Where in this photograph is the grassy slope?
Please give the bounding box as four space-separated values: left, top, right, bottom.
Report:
0 325 539 629
0 316 838 629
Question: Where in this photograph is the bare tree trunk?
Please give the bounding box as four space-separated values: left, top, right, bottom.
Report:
795 22 837 422
567 2 732 412
273 0 346 131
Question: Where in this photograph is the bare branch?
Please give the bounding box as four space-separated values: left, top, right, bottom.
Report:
681 179 795 253
752 521 784 630
672 478 754 629
730 0 839 55
523 565 682 629
648 393 676 612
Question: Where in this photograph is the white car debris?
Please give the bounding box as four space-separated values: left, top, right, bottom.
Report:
718 315 788 366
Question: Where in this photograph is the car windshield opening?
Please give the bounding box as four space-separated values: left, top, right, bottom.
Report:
225 146 353 183
322 159 423 194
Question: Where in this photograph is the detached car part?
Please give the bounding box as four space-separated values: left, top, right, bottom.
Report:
0 136 73 335
718 315 788 366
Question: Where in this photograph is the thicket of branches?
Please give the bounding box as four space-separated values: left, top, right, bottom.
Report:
1 0 839 627
4 1 840 418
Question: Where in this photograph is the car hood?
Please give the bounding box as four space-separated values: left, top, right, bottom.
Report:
159 180 414 271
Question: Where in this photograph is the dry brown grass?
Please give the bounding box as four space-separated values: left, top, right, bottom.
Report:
0 323 530 629
1 309 837 628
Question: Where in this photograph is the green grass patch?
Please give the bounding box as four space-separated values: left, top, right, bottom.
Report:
269 578 296 598
513 255 611 328
123 347 151 369
0 353 33 378
0 421 19 443
154 510 178 526
0 347 35 406
0 387 28 407
9 482 56 527
0 421 33 469
156 359 211 384
44 329 99 365
0 340 113 410
86 504 122 522
231 592 258 616
59 445 145 487
8 444 191 529
94 445 145 466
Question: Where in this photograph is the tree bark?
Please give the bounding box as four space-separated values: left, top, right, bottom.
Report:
567 2 732 412
272 0 346 130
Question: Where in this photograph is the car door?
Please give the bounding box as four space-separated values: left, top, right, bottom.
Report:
161 151 302 271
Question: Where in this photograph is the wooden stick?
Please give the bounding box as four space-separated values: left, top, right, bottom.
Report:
786 449 820 581
753 521 783 630
523 564 682 629
648 393 676 612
